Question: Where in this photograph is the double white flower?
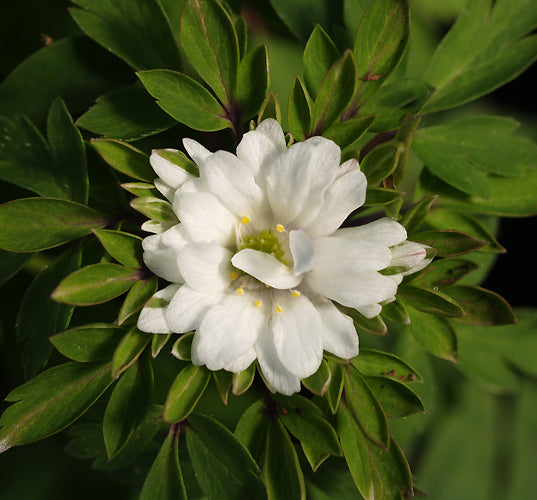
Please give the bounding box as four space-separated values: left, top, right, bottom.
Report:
138 119 431 395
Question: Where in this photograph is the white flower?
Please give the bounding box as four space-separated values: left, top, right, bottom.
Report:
137 119 432 395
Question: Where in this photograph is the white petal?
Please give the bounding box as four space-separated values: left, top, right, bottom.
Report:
183 138 212 165
256 328 301 395
137 284 180 333
256 119 287 150
232 249 303 289
271 291 324 378
154 178 175 202
289 229 316 276
391 241 434 276
166 285 222 332
266 138 340 226
175 191 237 247
141 220 175 234
305 159 367 238
150 149 194 189
191 293 266 370
223 349 256 372
355 302 383 319
160 224 189 248
310 296 359 359
335 218 407 247
142 229 185 283
177 242 233 293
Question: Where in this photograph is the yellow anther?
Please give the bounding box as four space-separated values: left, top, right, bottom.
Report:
255 300 261 308
276 224 284 233
237 287 245 296
230 271 239 280
291 290 301 298
241 216 250 225
276 305 283 313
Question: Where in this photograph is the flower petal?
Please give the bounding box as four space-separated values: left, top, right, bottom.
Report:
150 149 194 189
271 291 324 378
231 249 303 289
166 284 223 332
391 241 434 276
289 229 316 276
356 302 383 319
137 284 180 333
183 138 212 165
154 178 175 202
142 226 188 283
191 293 266 370
305 159 367 238
335 218 407 247
177 242 233 293
223 349 256 372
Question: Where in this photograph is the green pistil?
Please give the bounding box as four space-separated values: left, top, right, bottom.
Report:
240 229 286 263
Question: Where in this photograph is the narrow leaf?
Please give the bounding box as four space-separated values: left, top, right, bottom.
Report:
118 277 159 325
410 229 488 256
93 229 143 268
111 327 151 378
364 376 425 417
237 45 269 121
323 115 376 150
232 362 256 396
288 76 312 142
171 333 194 361
398 285 464 318
92 139 153 182
410 258 479 289
302 359 331 396
352 348 422 383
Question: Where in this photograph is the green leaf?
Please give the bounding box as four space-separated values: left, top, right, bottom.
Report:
339 305 387 335
352 348 422 383
311 50 357 135
164 364 211 423
111 327 151 378
186 413 267 499
447 285 516 326
344 365 389 449
353 0 410 106
381 298 410 324
138 69 231 131
140 427 187 500
171 333 194 361
405 306 458 361
154 148 199 178
363 187 404 207
323 115 377 150
152 333 172 358
258 92 282 124
360 142 402 185
47 97 88 203
130 196 178 223
181 0 239 106
302 359 331 396
93 229 143 268
237 45 269 121
410 229 487 256
364 376 425 417
70 0 181 70
423 0 537 112
121 182 160 198
234 399 269 465
232 362 256 396
0 198 108 253
301 443 329 473
52 263 139 306
213 370 233 405
287 76 312 142
0 362 113 452
410 258 479 290
0 249 30 286
398 285 464 318
118 277 159 325
236 16 248 59
303 25 340 97
265 417 306 500
50 323 124 363
343 0 376 36
92 139 154 182
326 359 344 414
400 195 437 234
104 352 153 458
273 394 341 456
0 38 132 123
17 247 82 378
77 85 177 141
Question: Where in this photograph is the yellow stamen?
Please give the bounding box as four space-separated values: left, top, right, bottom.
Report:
276 305 283 313
276 224 284 233
291 290 301 298
255 300 261 308
241 216 250 225
230 271 239 280
237 287 245 296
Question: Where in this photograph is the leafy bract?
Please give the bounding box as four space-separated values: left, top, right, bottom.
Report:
70 0 181 70
0 362 113 453
0 198 108 252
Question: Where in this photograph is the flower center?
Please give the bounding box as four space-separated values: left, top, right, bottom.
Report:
239 228 286 264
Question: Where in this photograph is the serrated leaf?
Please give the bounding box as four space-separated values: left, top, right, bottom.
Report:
364 376 425 417
237 45 269 121
323 115 376 150
112 327 151 378
0 362 113 453
303 25 340 97
232 362 256 396
164 364 210 423
171 333 194 361
138 70 230 131
52 263 139 306
344 365 390 449
186 413 267 499
92 139 154 182
70 0 181 70
181 0 239 106
265 417 305 500
140 426 187 500
302 359 331 396
77 85 177 141
234 399 269 465
410 229 487 256
104 352 153 458
0 198 108 253
50 323 124 363
398 285 464 318
410 258 479 289
352 348 422 383
17 246 82 379
118 277 159 325
288 76 312 142
311 51 357 135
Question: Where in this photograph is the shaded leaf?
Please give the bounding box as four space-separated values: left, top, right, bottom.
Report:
323 115 376 150
410 258 479 290
93 229 143 268
400 195 437 234
213 370 233 405
234 399 269 465
381 299 410 325
152 333 172 358
398 285 464 318
171 333 194 361
237 45 269 121
410 229 487 256
258 92 281 123
111 327 151 378
288 76 312 142
363 187 404 207
302 359 331 396
118 277 159 325
326 359 344 414
0 249 30 286
352 348 422 383
364 376 425 417
232 362 256 396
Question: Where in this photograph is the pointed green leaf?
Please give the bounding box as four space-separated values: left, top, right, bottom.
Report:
93 229 143 268
410 229 488 256
258 92 281 123
111 327 151 378
363 187 404 207
130 196 177 223
51 323 124 363
364 376 425 417
121 182 160 198
352 348 422 383
52 263 139 306
0 362 113 453
181 0 239 105
326 359 344 414
0 198 108 253
288 76 312 142
400 195 438 234
301 443 329 472
152 333 172 358
140 427 187 500
381 298 410 324
235 399 269 465
0 249 30 286
186 413 267 499
232 362 256 396
323 115 376 150
410 258 479 289
398 285 464 318
237 45 269 121
302 359 331 396
236 16 248 59
171 333 194 361
360 142 402 185
118 277 159 325
164 364 211 423
154 149 199 177
213 370 233 405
